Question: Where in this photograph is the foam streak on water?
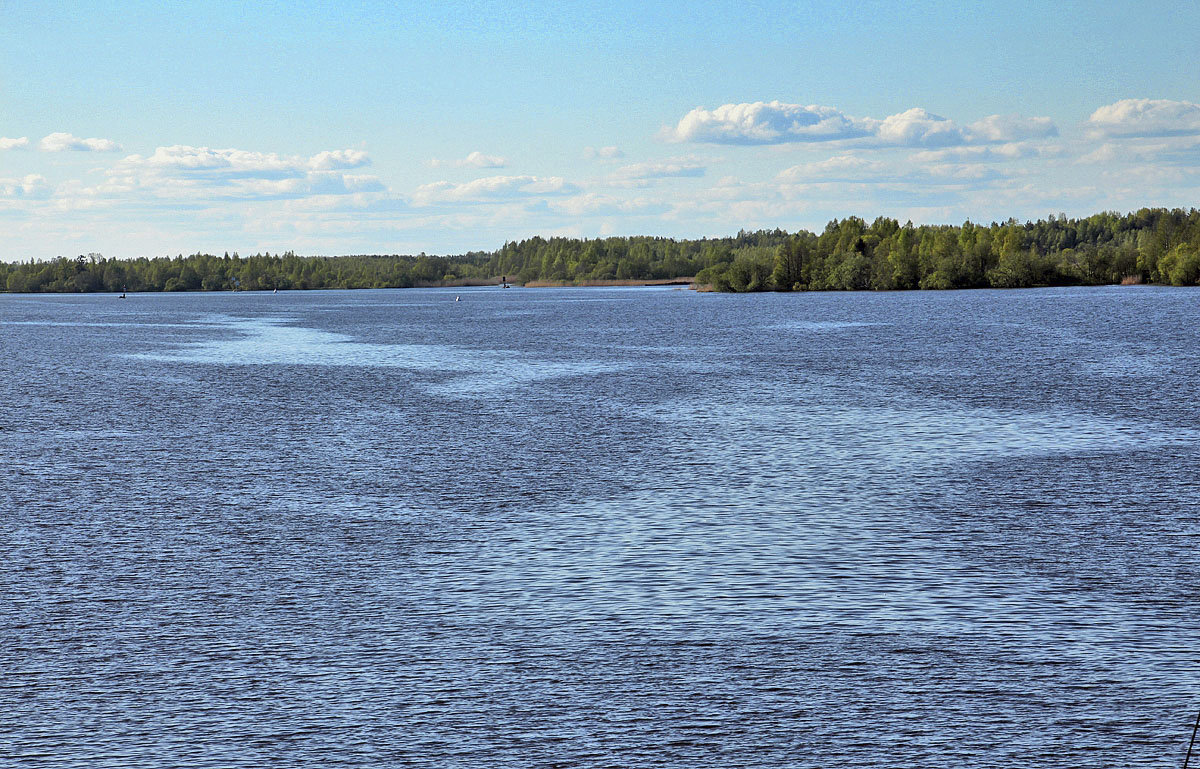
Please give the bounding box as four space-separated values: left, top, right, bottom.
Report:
1 286 1198 768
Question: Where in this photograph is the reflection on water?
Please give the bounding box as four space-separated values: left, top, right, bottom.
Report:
762 319 891 331
2 286 1199 768
132 316 629 394
640 396 1195 465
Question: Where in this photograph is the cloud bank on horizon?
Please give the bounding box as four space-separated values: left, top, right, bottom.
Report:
3 97 1200 258
1 0 1196 258
661 101 1059 147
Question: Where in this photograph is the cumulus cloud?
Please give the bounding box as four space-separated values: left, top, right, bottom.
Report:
911 142 1055 163
412 175 576 205
0 174 52 199
610 156 706 184
430 151 509 168
778 152 1002 188
339 174 386 192
123 145 369 176
136 145 287 172
1086 98 1200 138
967 114 1058 142
234 172 385 198
583 145 625 160
1076 136 1200 167
1077 143 1122 165
1 137 30 150
454 151 508 168
777 154 886 181
39 132 121 152
99 144 381 201
873 108 967 147
664 101 871 144
924 163 997 181
665 101 1058 149
308 149 371 170
551 192 669 217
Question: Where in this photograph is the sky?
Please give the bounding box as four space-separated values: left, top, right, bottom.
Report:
2 0 1199 259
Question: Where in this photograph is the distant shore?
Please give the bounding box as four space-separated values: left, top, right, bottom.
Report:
4 208 1199 293
409 277 697 288
522 277 695 288
5 277 1193 295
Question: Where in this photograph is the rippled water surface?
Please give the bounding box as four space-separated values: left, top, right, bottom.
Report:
3 286 1199 767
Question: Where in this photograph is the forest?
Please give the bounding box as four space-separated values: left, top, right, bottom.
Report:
3 208 1199 293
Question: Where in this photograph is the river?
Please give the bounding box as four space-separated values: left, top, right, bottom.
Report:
2 286 1198 767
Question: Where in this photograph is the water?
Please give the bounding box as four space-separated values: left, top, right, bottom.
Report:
2 286 1198 767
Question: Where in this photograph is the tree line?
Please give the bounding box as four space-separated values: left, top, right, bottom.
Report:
3 208 1199 293
731 208 1200 292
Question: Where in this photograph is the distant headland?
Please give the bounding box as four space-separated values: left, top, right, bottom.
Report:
3 207 1197 294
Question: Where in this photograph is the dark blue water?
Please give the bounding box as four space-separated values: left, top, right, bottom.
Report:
2 286 1198 767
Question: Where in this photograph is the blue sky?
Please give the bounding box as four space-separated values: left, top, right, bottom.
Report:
2 0 1199 258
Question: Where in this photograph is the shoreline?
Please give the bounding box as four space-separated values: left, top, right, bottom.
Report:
521 277 696 288
4 281 1183 296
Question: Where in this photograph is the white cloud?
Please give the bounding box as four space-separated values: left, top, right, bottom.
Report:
1077 143 1122 165
10 97 1196 259
0 174 52 199
664 101 870 144
583 145 625 160
912 142 1054 163
39 132 121 152
431 151 509 168
777 152 1003 188
1 137 30 150
126 145 369 176
777 154 886 181
140 145 278 171
967 114 1058 142
412 175 576 205
703 175 774 203
551 192 669 217
665 102 1058 148
308 149 371 170
924 163 996 181
610 156 706 184
340 174 386 192
235 173 385 198
1086 99 1200 138
90 144 383 202
457 151 508 168
1075 136 1200 167
874 108 966 147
